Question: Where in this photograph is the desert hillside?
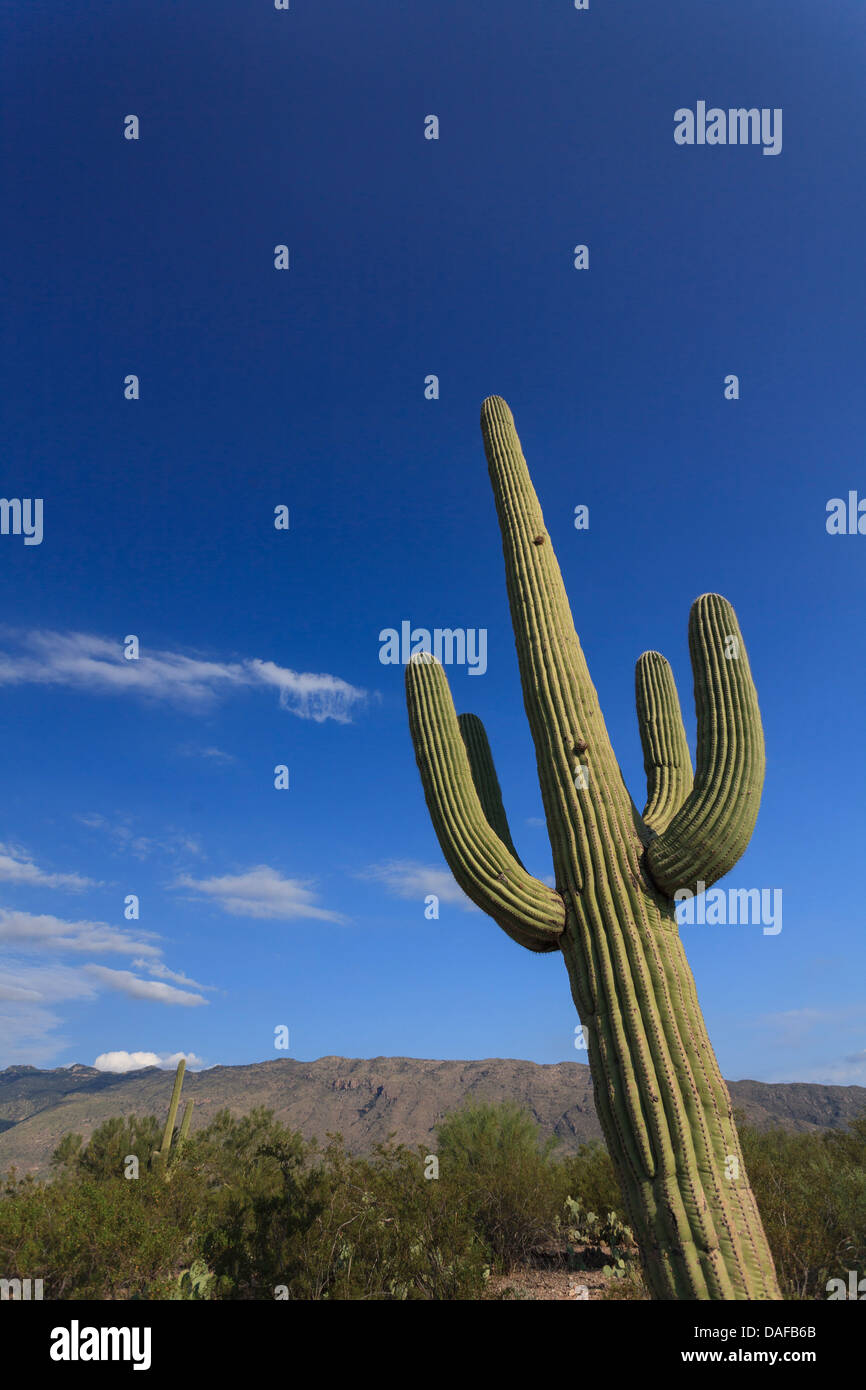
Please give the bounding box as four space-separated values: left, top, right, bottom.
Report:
1 1056 864 1178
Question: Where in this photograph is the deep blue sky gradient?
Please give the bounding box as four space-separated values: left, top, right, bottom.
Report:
1 0 864 1083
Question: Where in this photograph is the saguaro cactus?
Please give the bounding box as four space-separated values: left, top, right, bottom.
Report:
150 1058 193 1179
405 396 780 1300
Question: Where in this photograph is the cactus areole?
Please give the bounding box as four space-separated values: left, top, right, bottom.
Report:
405 396 780 1300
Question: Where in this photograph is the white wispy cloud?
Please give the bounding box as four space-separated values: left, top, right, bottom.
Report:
0 629 367 723
93 1050 206 1073
749 1005 866 1085
248 659 366 723
359 860 476 910
176 743 238 766
0 1004 73 1064
0 909 161 957
0 962 98 1005
0 964 100 1063
0 843 99 891
85 966 209 1007
131 958 214 991
794 1051 866 1087
756 1007 831 1048
0 908 211 1062
75 813 202 861
176 865 347 923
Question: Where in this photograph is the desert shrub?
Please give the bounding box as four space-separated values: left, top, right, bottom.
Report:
52 1115 162 1182
0 1166 193 1299
5 1104 531 1298
739 1109 866 1300
556 1140 626 1220
312 1140 488 1300
434 1100 564 1271
7 1097 863 1301
2 1107 301 1299
598 1265 650 1300
199 1133 487 1300
196 1125 327 1298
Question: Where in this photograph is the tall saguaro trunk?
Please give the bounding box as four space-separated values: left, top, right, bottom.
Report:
405 396 780 1300
150 1057 192 1181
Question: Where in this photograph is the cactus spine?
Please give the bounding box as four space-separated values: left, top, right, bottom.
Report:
405 396 780 1300
150 1058 192 1179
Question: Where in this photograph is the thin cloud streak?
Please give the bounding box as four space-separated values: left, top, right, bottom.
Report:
0 843 99 892
177 865 348 923
359 860 477 911
0 629 368 723
85 966 209 1007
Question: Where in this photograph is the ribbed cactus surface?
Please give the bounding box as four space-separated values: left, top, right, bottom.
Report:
150 1058 192 1180
405 396 780 1300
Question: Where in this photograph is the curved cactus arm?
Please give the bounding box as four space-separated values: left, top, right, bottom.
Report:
645 594 765 897
635 650 694 834
406 653 565 952
457 713 524 863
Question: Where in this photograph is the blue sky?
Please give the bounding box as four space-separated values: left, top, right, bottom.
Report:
1 0 864 1086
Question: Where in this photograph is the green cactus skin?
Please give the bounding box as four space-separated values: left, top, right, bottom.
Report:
151 1058 188 1179
177 1099 194 1150
405 396 780 1300
159 1058 186 1159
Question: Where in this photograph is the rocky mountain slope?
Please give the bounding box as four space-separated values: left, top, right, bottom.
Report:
1 1056 863 1177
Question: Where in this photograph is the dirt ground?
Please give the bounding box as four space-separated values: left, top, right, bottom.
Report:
488 1265 613 1300
486 1243 649 1301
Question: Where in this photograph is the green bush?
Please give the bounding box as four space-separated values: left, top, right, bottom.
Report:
0 1167 192 1299
199 1133 488 1300
434 1100 565 1271
556 1141 627 1222
52 1115 162 1182
2 1099 862 1300
739 1110 866 1300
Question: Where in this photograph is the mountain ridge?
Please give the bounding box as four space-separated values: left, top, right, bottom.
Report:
1 1056 863 1177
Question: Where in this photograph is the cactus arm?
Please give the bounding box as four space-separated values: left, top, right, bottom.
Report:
635 651 694 834
457 712 524 863
159 1058 186 1158
177 1100 193 1149
406 654 565 952
644 595 765 897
